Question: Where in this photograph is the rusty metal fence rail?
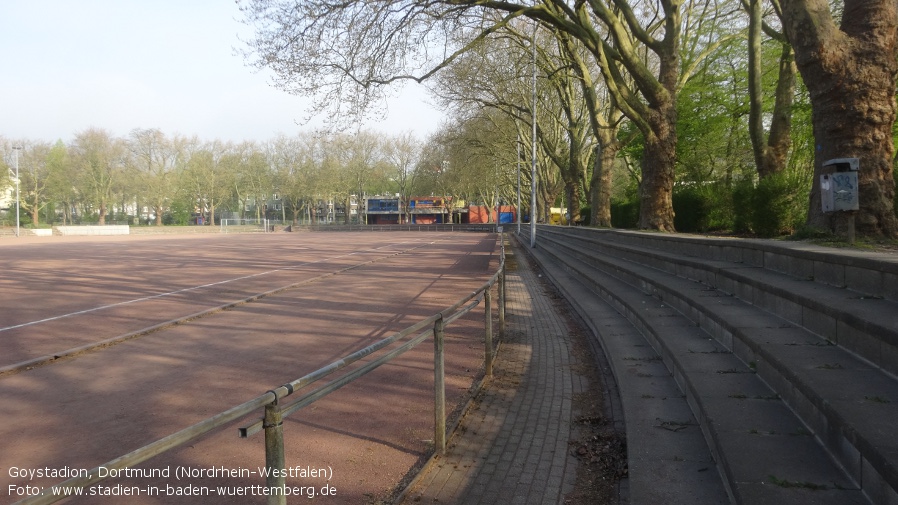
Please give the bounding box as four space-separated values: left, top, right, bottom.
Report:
301 224 499 233
15 239 506 505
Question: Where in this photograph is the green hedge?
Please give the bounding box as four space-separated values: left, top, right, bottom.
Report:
611 199 639 228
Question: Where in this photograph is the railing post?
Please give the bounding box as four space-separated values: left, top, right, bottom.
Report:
264 402 286 505
434 316 446 454
498 270 506 338
485 288 493 377
499 236 506 339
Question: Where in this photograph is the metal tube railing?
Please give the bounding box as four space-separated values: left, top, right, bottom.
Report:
485 288 494 377
306 224 500 233
14 237 506 505
238 296 482 438
15 392 279 505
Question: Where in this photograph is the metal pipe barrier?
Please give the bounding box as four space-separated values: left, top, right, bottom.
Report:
302 223 499 233
14 237 507 505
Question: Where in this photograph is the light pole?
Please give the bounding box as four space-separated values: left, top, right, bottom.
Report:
516 133 521 235
530 20 538 248
12 145 22 237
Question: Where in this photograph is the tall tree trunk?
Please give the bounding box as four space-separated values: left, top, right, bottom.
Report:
639 102 677 232
567 182 583 224
781 0 898 237
590 142 618 227
564 135 587 225
761 44 796 178
748 0 796 179
747 0 766 174
555 30 621 228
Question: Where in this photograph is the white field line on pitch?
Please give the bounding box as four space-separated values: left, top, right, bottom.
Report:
0 240 436 333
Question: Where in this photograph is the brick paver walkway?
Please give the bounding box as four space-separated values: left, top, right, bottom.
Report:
399 241 592 504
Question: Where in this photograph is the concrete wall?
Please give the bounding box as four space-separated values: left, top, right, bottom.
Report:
54 225 130 236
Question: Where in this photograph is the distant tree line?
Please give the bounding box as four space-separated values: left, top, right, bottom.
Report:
1 128 511 228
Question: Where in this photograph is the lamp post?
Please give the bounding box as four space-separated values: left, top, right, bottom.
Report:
516 133 521 235
530 20 538 248
12 145 22 237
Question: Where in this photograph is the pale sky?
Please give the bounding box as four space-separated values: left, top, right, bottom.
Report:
0 0 446 144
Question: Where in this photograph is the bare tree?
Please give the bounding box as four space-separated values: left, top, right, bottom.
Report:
13 142 54 227
230 141 273 222
432 21 576 223
268 134 303 225
129 128 184 225
239 0 739 231
554 30 627 227
71 128 126 225
342 131 384 224
385 132 421 223
182 139 235 225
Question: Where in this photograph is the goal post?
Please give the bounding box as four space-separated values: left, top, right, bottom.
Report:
220 218 272 233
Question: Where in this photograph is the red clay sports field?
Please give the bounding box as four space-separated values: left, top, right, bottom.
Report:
0 231 500 504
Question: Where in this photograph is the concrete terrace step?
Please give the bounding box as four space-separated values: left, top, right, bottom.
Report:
525 227 898 504
542 227 898 378
520 238 731 505
596 229 898 302
526 235 868 504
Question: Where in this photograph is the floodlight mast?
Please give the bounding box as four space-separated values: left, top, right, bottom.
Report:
530 19 537 248
516 133 521 235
